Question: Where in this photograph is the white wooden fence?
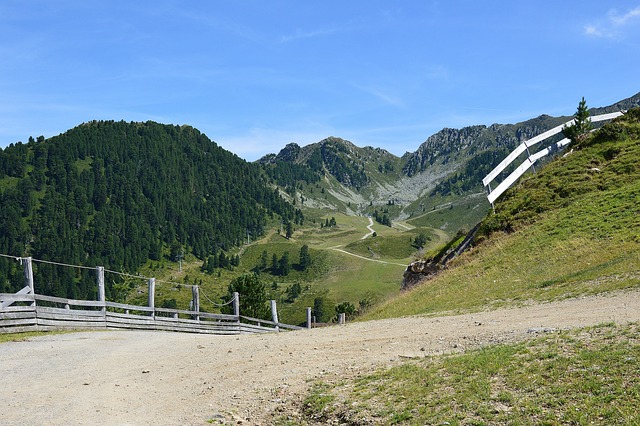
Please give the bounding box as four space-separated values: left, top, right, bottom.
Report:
483 111 624 205
0 257 306 334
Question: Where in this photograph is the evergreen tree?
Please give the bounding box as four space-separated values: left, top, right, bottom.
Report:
221 274 269 320
413 233 429 249
563 97 592 143
260 250 268 270
299 244 311 271
312 297 332 323
279 251 291 276
219 251 229 269
285 282 302 302
285 221 293 239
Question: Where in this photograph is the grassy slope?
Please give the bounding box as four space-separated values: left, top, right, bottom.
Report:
361 110 640 320
290 111 640 425
406 192 491 236
131 211 439 325
300 323 640 425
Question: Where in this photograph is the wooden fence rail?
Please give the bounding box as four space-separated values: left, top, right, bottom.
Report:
0 256 307 335
0 291 305 334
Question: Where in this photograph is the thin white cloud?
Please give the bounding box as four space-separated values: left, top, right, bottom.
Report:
279 26 340 42
610 6 640 25
353 84 405 108
426 65 449 81
584 5 640 38
584 24 607 38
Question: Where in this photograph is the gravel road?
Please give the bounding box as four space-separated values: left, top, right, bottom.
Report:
1 289 639 425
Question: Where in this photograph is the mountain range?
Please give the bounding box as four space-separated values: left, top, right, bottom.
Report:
258 92 640 218
0 92 638 298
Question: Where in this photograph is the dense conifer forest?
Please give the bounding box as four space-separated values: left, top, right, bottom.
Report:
0 120 300 298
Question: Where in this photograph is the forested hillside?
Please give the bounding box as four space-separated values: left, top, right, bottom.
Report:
260 137 372 189
0 120 300 298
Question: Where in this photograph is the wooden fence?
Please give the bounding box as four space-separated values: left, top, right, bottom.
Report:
0 257 307 335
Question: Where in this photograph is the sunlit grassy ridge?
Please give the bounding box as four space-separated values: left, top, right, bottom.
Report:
298 322 640 425
361 109 640 321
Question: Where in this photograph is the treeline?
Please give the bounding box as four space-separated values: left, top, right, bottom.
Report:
0 120 301 298
306 139 368 189
263 161 320 190
431 148 510 196
373 209 391 226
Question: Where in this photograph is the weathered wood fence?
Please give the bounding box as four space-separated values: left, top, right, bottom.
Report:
0 257 307 335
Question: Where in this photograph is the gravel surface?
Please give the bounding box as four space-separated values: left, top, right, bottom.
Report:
1 289 639 425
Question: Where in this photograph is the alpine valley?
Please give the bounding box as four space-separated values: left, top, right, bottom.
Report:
1 92 638 324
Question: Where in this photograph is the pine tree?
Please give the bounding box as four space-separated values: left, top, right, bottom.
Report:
563 97 592 143
221 274 269 319
285 221 293 239
313 297 332 323
260 250 268 270
299 244 311 271
279 252 291 276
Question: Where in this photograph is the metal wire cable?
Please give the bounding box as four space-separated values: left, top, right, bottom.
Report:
200 287 234 307
1 252 233 306
32 257 96 270
103 269 148 280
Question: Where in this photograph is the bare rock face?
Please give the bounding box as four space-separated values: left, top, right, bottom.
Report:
401 260 441 290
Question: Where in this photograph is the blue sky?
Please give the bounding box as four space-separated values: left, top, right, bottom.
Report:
1 1 639 160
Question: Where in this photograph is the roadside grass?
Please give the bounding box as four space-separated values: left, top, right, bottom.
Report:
0 330 74 343
299 322 640 425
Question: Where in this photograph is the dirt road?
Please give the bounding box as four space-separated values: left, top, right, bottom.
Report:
2 289 639 425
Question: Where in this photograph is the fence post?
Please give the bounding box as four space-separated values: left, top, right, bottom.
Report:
148 278 155 317
270 300 279 331
23 257 35 306
192 285 200 321
96 266 105 312
233 291 240 321
306 307 312 329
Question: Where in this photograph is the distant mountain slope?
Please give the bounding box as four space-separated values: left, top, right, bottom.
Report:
260 92 640 214
0 120 300 297
259 137 399 190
